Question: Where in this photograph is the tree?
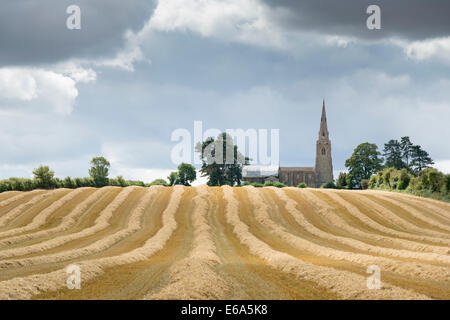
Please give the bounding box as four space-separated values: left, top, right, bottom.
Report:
176 163 197 186
63 177 75 189
383 139 404 169
400 136 413 169
167 172 178 186
345 143 383 189
74 177 84 188
116 175 128 187
149 179 168 186
54 178 63 188
336 172 349 189
108 178 119 186
368 175 378 189
426 168 443 192
410 145 434 174
89 157 110 187
32 165 56 189
444 174 450 194
195 132 249 186
397 168 411 190
360 179 369 190
82 177 95 187
321 181 337 189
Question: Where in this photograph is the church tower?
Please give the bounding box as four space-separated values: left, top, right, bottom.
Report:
315 100 333 187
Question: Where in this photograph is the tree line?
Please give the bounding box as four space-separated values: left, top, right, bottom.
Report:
334 136 449 201
0 157 170 193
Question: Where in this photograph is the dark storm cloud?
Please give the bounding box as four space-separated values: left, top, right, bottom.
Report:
263 0 450 40
0 0 155 66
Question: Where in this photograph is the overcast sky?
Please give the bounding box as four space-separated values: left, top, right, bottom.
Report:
1 0 449 183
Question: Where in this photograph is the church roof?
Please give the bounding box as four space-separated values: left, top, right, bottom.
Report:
242 165 279 178
279 166 315 172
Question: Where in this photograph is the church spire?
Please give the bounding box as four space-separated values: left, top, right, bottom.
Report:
315 99 333 187
319 99 329 140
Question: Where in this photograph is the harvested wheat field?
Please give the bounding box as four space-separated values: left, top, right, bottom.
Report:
0 185 449 300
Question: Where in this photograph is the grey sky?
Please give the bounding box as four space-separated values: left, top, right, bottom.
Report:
263 0 450 40
0 0 154 66
0 0 449 182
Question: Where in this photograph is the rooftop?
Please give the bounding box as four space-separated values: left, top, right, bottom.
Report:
242 165 279 178
279 166 315 172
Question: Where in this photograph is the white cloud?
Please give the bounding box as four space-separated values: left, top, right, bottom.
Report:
0 68 37 101
324 35 355 48
0 65 96 115
33 70 78 115
146 0 285 48
394 36 450 64
60 64 97 83
93 31 148 71
96 46 145 71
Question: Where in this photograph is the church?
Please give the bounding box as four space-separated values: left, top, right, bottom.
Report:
242 100 333 187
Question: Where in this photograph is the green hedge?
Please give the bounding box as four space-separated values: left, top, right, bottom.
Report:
368 167 450 202
0 176 154 193
320 181 337 189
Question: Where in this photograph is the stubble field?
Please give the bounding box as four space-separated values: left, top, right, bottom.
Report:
0 185 449 300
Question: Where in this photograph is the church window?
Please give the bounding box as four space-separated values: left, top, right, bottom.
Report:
321 148 326 155
322 131 325 137
296 174 299 179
